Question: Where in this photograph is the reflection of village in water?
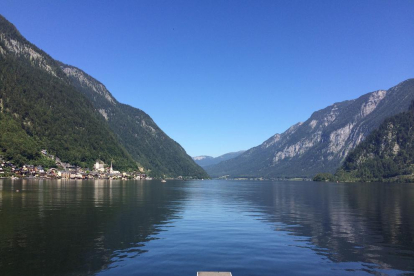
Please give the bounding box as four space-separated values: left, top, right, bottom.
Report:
0 179 186 276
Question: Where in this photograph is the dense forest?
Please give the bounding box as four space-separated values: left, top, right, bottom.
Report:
0 48 136 170
314 101 414 182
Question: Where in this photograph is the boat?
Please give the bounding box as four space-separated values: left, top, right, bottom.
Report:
161 179 167 183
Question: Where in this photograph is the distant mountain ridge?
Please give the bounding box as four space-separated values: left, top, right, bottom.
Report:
206 79 414 178
0 14 207 178
193 151 245 167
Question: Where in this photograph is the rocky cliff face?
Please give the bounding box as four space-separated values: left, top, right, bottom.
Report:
0 18 64 79
62 66 116 105
206 79 414 178
0 35 58 77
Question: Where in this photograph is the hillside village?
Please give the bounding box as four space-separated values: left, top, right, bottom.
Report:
0 150 159 180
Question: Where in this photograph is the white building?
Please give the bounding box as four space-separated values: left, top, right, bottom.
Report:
94 160 105 172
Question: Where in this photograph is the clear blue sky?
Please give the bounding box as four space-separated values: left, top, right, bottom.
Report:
1 0 413 157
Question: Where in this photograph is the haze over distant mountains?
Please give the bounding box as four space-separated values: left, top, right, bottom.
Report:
0 15 207 178
206 79 414 178
192 151 245 167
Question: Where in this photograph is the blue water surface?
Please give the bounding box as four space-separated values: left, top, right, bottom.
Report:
0 179 413 276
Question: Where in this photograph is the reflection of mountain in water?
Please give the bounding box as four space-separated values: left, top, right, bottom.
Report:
237 182 414 273
0 180 186 276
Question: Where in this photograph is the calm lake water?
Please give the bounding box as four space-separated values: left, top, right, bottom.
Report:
0 179 413 276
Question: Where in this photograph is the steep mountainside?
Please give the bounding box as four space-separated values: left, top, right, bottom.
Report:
60 64 208 178
0 15 135 169
336 101 414 182
193 151 245 167
0 14 207 177
206 79 414 178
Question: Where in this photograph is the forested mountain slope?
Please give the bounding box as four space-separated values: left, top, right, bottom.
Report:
0 14 207 177
0 15 135 169
336 101 414 182
60 64 207 178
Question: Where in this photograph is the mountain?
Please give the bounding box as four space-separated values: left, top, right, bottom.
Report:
0 14 207 178
206 79 414 178
193 151 245 167
60 64 208 178
192 156 214 167
335 101 414 182
0 15 135 170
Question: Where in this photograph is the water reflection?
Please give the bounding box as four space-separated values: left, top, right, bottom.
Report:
1 180 414 276
236 181 414 273
0 179 186 276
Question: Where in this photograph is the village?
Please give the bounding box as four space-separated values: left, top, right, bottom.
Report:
0 150 158 180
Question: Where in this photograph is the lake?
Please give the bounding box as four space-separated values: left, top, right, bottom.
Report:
0 179 413 276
